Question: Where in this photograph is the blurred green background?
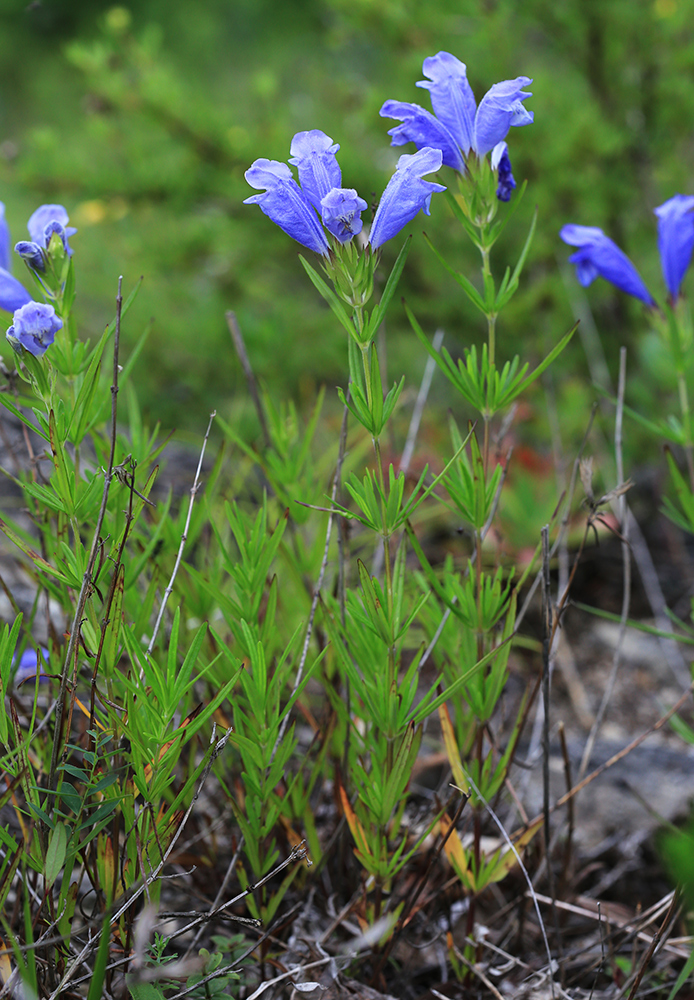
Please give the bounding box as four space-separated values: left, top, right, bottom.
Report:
1 0 693 438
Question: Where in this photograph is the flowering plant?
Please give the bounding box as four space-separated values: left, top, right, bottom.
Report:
0 201 76 361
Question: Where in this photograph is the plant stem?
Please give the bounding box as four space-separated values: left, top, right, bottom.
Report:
676 369 694 493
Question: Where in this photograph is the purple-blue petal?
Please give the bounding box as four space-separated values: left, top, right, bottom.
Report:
491 142 516 202
379 100 465 171
7 300 62 356
288 130 342 212
27 204 76 256
0 266 31 313
0 203 10 273
654 194 694 300
320 187 367 244
244 158 330 255
560 224 655 306
416 52 477 157
474 77 534 156
368 147 446 250
13 646 49 685
8 301 62 356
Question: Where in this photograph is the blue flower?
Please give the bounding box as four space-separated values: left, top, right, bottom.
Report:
246 130 367 254
13 646 49 686
368 147 446 250
380 52 533 199
562 194 694 306
288 130 343 212
559 225 655 306
245 157 332 255
654 194 694 301
0 265 32 314
6 301 63 357
0 202 10 273
321 187 368 243
0 204 32 314
14 241 45 271
26 204 76 257
0 203 77 314
492 142 515 203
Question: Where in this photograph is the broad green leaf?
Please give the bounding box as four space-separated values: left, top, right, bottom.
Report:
44 822 68 887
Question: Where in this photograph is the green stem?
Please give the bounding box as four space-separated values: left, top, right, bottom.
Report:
676 369 694 494
356 335 397 749
359 344 393 614
481 244 495 368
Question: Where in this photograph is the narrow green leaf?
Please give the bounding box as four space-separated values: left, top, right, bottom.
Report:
422 234 486 313
0 395 49 441
87 913 113 1000
498 323 577 407
494 203 537 311
49 409 74 514
67 326 109 443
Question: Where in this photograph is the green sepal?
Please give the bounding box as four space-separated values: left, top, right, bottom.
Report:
299 255 358 340
362 236 411 343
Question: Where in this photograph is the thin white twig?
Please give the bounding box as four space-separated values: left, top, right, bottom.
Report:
244 957 333 1000
400 328 444 476
146 410 216 660
464 772 555 994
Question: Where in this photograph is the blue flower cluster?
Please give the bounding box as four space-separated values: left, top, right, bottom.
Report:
380 51 533 202
244 52 534 252
245 131 445 255
0 202 74 356
561 194 694 306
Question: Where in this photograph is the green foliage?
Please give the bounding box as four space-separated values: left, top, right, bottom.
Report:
3 9 693 993
3 0 694 447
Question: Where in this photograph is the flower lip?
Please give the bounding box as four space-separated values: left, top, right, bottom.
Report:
289 130 342 212
379 100 465 171
368 146 446 250
560 224 655 306
7 300 63 356
320 187 368 244
27 204 77 256
0 266 32 314
473 76 534 156
416 51 477 157
244 157 331 255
